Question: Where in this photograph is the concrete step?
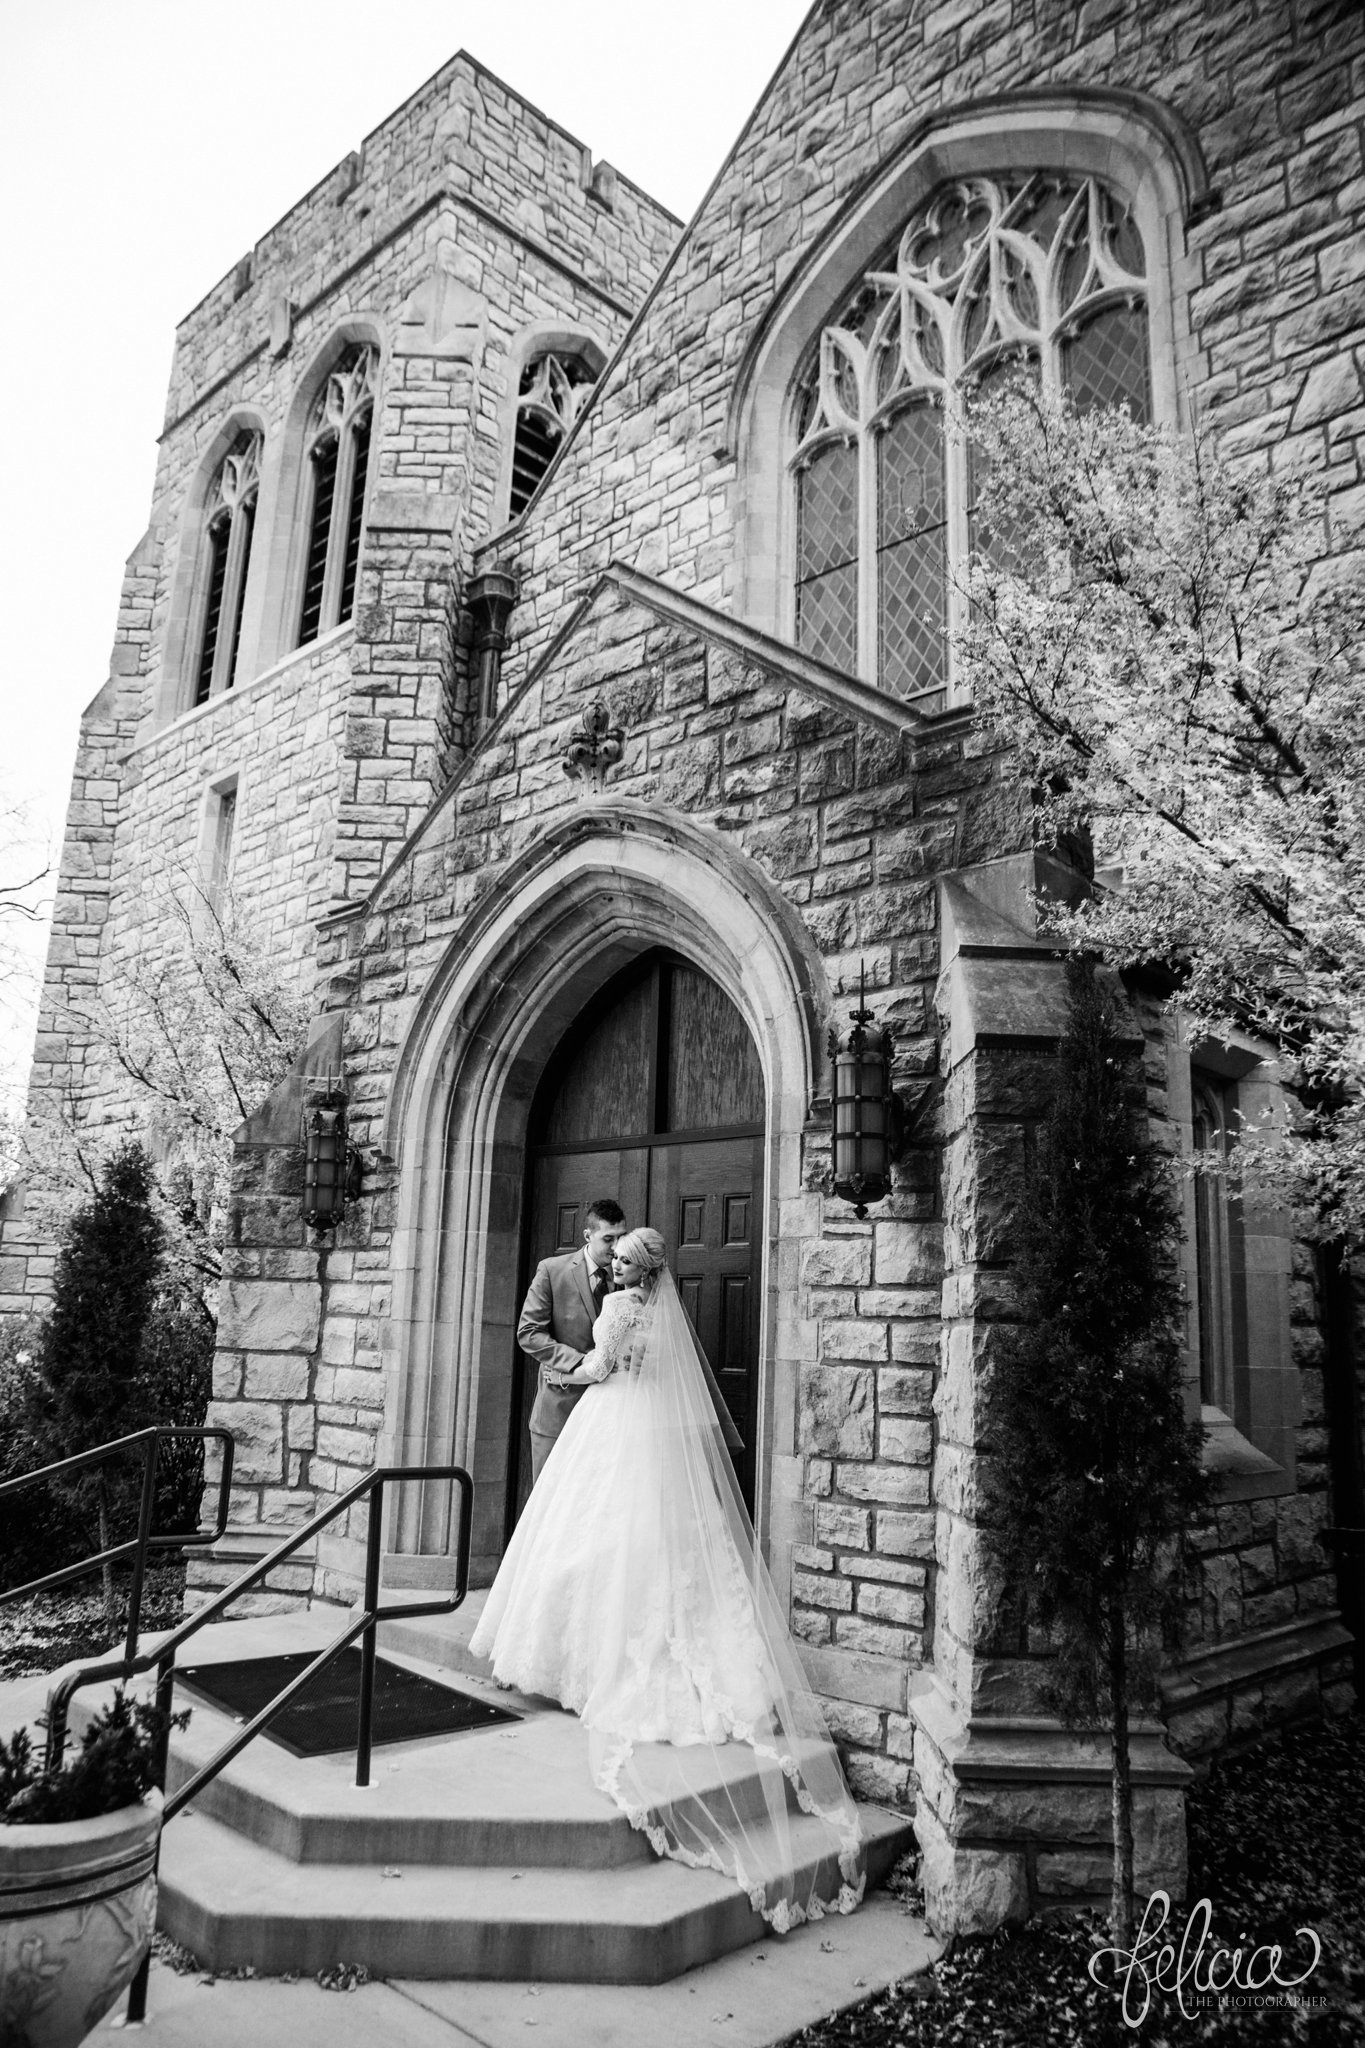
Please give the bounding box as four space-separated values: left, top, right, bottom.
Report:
160 1662 655 1871
376 1591 494 1684
153 1631 822 1871
56 1610 918 1984
157 1800 914 1984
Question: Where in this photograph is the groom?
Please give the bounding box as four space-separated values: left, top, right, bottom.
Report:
518 1197 627 1483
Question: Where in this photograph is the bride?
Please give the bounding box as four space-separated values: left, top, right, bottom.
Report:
470 1227 864 1931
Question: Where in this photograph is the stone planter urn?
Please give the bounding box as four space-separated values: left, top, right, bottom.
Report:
0 1792 160 2048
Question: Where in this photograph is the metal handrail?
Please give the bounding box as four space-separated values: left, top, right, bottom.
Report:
43 1462 474 1781
32 1452 473 2026
0 1426 236 1668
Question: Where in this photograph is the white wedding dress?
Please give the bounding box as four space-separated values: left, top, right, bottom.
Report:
470 1278 864 1930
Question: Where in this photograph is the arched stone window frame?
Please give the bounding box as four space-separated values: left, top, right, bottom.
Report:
253 317 388 674
159 408 270 724
730 91 1208 707
491 323 609 530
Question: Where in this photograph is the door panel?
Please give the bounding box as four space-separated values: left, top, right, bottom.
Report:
514 951 766 1542
647 1135 764 1509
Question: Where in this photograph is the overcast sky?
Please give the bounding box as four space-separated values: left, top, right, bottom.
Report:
0 0 811 1101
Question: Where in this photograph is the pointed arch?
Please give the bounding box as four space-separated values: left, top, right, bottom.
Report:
730 88 1208 701
375 803 829 1590
251 315 389 675
157 406 270 724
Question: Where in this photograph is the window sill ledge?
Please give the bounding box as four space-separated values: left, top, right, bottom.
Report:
1201 1405 1291 1499
131 623 355 760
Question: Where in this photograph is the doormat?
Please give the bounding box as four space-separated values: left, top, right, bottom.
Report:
176 1650 520 1758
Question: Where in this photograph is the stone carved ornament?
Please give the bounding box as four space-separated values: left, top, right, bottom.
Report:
561 699 624 792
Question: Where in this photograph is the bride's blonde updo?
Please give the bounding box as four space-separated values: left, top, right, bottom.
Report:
614 1227 667 1288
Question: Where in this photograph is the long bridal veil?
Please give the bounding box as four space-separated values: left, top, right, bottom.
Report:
582 1266 865 1931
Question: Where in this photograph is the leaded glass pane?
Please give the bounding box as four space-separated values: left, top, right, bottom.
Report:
879 403 944 544
1065 303 1151 421
1013 174 1080 250
968 358 1040 575
796 438 858 580
797 561 858 673
1112 204 1145 277
879 530 947 695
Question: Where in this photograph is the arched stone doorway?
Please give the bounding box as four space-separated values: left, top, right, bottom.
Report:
512 949 766 1529
377 803 829 1591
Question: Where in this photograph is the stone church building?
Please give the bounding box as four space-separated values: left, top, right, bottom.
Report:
7 0 1362 1934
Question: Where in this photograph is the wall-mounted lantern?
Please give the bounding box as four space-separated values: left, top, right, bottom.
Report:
828 965 899 1220
302 1090 362 1231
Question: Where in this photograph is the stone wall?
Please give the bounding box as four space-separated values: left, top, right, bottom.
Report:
914 872 1350 1926
475 0 1365 685
7 57 678 1297
13 0 1363 1941
203 574 1029 1807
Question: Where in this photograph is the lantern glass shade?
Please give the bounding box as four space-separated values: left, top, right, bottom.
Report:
303 1102 348 1229
831 1043 891 1213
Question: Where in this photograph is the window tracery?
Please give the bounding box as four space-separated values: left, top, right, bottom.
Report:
509 351 596 516
791 172 1150 698
297 343 378 646
194 430 262 706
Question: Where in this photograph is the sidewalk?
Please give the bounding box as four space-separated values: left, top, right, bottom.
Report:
94 1894 937 2047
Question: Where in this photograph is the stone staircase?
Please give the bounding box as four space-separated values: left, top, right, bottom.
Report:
75 1605 917 1985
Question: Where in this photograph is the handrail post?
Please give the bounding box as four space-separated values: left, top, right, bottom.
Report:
354 1478 384 1788
123 1433 161 1668
124 1643 176 2028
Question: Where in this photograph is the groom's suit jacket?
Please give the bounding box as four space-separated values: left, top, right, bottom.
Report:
518 1250 606 1445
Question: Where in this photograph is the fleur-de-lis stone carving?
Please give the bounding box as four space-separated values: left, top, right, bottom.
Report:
562 699 624 792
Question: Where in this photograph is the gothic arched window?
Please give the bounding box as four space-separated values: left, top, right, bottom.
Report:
194 431 262 706
509 351 596 516
791 172 1150 699
296 343 378 646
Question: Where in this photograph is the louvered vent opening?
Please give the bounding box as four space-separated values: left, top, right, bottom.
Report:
509 409 561 517
195 518 230 706
298 437 338 646
339 409 371 622
224 497 256 690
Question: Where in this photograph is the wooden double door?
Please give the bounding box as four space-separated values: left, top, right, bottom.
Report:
512 953 766 1532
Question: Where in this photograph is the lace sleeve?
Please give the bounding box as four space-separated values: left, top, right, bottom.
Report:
579 1293 632 1382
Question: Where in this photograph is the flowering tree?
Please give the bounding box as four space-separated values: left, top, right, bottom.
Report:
104 882 310 1252
957 383 1365 1242
19 879 309 1298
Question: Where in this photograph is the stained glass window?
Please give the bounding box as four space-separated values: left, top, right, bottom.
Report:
790 172 1150 700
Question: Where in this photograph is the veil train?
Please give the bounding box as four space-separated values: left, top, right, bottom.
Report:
580 1267 865 1931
